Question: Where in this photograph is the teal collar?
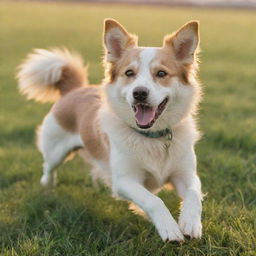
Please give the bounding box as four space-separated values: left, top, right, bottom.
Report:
132 127 173 140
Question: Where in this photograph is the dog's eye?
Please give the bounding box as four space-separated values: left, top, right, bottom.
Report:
156 70 167 78
125 70 135 77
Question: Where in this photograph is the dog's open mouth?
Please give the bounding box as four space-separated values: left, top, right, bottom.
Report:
132 97 169 129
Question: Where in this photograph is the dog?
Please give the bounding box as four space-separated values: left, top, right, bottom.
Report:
17 18 203 242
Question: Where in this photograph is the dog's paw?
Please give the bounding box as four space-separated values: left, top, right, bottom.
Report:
157 221 184 242
40 173 56 188
154 214 184 242
178 213 202 239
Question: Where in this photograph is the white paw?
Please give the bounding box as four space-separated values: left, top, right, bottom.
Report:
152 212 184 242
157 219 184 242
40 173 56 188
178 213 202 239
40 174 50 186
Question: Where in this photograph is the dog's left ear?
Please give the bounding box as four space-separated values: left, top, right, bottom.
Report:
104 18 137 62
163 21 199 64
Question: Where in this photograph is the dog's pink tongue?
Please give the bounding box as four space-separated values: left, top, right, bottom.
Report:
135 105 156 126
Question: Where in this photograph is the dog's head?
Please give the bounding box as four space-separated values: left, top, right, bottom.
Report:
103 19 201 130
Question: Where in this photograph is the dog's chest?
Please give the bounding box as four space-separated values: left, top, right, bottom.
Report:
135 140 177 186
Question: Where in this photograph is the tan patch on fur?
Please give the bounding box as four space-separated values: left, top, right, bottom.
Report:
105 18 128 34
104 19 138 63
105 46 196 86
153 47 192 85
104 48 142 83
103 19 139 83
104 19 137 49
161 21 199 84
52 87 109 160
163 21 199 61
56 66 87 96
104 19 137 51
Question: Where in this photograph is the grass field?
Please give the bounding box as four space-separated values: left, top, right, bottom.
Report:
1 1 256 255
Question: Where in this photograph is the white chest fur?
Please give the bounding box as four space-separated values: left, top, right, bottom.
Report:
108 126 189 188
99 108 199 189
126 135 183 186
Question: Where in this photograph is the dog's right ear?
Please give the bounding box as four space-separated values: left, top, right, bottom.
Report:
103 19 137 62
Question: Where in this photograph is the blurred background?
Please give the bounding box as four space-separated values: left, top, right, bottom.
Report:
1 0 256 255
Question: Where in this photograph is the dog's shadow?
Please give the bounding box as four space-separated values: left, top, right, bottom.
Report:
1 180 182 253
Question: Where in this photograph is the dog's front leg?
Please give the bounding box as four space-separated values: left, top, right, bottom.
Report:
172 150 203 239
111 154 184 242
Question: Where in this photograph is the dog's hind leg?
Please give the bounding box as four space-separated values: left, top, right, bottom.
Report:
37 112 84 187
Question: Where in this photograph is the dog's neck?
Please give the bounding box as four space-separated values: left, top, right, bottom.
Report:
131 127 173 140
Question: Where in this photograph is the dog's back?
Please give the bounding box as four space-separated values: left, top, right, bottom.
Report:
52 86 109 161
17 48 109 186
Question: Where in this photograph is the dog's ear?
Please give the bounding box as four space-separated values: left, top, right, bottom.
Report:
104 19 137 62
163 21 199 64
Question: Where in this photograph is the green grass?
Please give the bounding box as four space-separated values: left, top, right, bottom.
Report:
1 1 256 255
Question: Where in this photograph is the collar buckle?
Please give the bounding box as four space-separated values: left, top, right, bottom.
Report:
165 130 173 141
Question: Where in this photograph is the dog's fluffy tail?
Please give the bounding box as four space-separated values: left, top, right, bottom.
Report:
17 48 88 103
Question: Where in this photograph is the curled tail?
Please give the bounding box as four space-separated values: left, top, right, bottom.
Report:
17 48 88 103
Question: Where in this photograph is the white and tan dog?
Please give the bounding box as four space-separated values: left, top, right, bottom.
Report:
17 19 203 242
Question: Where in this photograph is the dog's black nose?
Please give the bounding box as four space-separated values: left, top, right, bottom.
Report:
133 87 149 101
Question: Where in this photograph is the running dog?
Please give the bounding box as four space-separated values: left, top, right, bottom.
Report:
17 19 203 242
